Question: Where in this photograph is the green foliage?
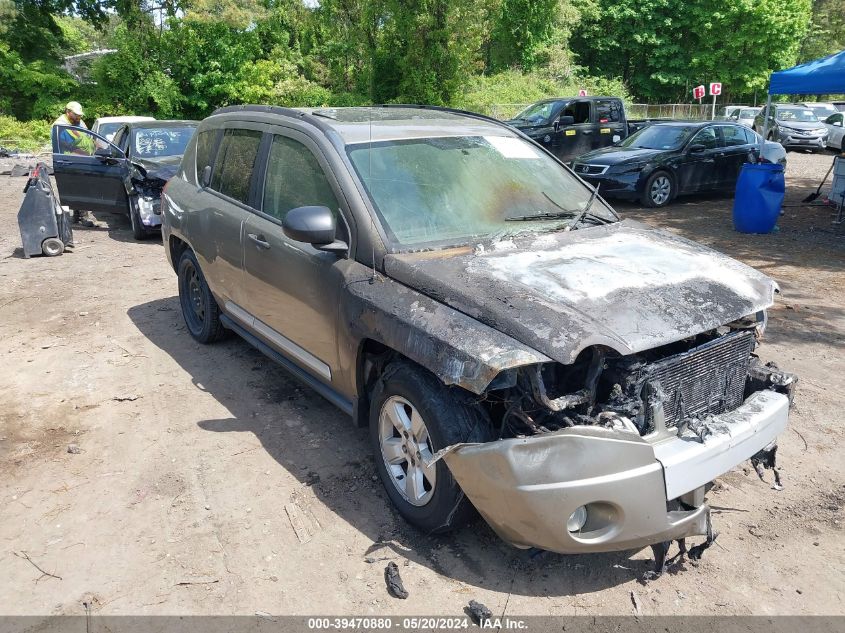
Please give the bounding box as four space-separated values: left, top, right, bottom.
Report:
799 0 845 63
455 68 630 117
572 0 812 102
490 0 581 71
0 115 51 151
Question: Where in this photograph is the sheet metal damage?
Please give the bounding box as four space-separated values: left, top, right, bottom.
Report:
430 318 796 558
128 160 179 227
346 221 797 560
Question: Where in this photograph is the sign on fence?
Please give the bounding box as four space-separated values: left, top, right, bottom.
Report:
710 82 722 96
578 89 587 96
693 85 706 100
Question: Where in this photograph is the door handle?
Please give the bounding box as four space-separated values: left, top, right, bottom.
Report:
248 233 270 249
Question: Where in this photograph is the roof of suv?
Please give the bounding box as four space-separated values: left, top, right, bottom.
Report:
211 105 519 146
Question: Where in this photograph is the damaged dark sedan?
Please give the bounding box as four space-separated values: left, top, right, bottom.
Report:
51 120 198 239
162 105 796 562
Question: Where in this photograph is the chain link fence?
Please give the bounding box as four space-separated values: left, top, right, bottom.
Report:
471 103 754 121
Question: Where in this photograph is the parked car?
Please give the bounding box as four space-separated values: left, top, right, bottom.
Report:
504 97 654 162
161 105 795 558
727 107 761 128
92 115 156 141
570 121 786 207
834 101 845 112
798 102 839 121
823 111 845 150
51 120 198 239
716 105 744 120
753 104 829 151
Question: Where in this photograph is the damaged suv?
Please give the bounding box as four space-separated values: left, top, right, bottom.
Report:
162 105 796 558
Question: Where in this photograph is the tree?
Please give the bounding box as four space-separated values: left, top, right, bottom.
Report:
489 0 580 71
571 0 812 102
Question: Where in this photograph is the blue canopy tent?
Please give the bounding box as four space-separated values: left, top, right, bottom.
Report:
762 49 845 140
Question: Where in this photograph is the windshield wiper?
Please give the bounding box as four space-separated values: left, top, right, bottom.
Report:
566 183 604 230
505 191 575 222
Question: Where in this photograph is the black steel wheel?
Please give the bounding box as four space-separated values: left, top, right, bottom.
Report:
177 249 226 343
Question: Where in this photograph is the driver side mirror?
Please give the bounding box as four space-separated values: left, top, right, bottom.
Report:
283 205 348 254
95 145 124 159
554 115 575 131
835 121 843 128
688 143 706 153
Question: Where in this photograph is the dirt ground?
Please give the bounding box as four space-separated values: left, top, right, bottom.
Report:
1 152 843 617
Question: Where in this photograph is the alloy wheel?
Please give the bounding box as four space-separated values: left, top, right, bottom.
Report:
378 396 436 506
650 176 671 205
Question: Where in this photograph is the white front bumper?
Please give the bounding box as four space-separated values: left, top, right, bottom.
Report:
653 390 789 500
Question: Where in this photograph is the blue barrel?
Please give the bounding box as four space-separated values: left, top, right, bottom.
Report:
732 163 785 234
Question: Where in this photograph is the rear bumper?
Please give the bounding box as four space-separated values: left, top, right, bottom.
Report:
442 390 788 554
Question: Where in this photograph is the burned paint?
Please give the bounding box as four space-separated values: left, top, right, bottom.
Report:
384 220 778 365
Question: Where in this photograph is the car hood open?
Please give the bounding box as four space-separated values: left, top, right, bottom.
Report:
383 220 777 364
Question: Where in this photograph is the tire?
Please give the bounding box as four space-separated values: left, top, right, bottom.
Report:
369 361 491 534
640 171 674 208
41 237 64 257
129 196 149 241
177 249 227 344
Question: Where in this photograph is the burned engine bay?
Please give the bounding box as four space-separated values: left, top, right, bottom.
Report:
483 318 796 442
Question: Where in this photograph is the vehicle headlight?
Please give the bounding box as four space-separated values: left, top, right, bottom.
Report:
567 506 588 532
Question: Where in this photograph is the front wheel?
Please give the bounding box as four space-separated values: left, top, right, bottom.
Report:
369 362 490 534
177 250 227 344
641 171 674 207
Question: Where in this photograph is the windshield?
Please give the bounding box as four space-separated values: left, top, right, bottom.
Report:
97 122 122 139
804 104 837 118
619 125 696 150
132 126 196 158
776 108 819 123
739 109 759 119
512 101 558 124
347 135 616 247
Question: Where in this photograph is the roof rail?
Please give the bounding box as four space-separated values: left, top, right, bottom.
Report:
372 103 512 130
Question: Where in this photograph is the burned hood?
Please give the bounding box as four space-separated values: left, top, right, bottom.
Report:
383 221 777 365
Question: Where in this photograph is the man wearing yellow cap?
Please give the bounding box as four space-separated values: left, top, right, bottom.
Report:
53 102 96 227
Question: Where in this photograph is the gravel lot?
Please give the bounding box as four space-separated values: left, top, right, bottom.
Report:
0 150 843 617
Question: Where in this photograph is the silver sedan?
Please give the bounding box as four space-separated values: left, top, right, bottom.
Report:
823 112 844 150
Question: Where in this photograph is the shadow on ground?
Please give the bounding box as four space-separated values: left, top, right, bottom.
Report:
128 296 667 597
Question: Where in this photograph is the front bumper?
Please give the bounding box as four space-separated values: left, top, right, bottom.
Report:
137 195 163 228
778 132 827 149
442 390 789 554
576 170 642 199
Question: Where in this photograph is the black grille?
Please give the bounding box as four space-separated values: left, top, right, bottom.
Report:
573 163 607 175
645 330 755 431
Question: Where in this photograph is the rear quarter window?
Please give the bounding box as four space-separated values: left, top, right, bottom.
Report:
195 129 219 182
210 129 262 205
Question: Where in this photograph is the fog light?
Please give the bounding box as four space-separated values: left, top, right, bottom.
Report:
567 506 588 532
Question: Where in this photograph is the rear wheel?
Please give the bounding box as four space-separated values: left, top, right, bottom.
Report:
41 237 64 257
370 362 490 534
641 171 674 207
177 249 227 343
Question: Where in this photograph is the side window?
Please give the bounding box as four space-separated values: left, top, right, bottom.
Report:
194 129 218 181
595 99 622 123
562 100 591 124
210 128 262 205
691 127 719 149
722 125 749 147
742 127 757 144
262 135 340 223
53 126 109 156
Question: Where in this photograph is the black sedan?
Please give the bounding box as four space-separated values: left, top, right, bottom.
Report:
51 120 198 240
570 122 786 208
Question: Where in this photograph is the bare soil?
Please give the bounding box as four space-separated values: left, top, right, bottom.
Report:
0 151 843 616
